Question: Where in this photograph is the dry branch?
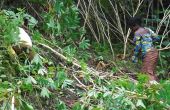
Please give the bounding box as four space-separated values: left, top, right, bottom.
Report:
37 43 81 68
158 47 170 51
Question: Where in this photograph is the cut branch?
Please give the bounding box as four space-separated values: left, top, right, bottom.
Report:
37 42 81 68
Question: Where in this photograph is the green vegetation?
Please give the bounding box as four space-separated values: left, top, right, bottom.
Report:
0 0 169 110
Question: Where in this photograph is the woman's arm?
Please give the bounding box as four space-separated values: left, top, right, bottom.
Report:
151 33 161 42
132 34 141 63
145 27 160 42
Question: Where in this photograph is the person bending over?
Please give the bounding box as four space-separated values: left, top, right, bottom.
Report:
129 17 160 82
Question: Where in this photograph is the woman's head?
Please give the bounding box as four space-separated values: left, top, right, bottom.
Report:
128 16 142 31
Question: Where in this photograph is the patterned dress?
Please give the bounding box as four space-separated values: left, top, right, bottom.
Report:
132 27 160 81
132 27 160 63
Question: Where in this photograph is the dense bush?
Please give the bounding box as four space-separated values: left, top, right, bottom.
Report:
0 0 169 110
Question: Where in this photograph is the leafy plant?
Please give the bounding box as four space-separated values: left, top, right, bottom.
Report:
0 0 169 110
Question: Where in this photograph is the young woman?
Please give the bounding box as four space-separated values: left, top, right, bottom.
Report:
129 17 160 81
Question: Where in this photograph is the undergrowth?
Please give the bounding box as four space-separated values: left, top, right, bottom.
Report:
0 0 170 110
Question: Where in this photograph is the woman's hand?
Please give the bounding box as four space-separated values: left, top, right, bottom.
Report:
132 55 138 63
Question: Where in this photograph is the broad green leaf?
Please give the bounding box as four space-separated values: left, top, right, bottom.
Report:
47 18 55 29
20 99 34 110
136 99 146 109
32 30 42 41
79 38 90 50
72 102 82 110
56 100 68 110
25 76 37 84
56 69 67 88
31 54 42 65
62 79 73 88
41 87 50 98
38 67 47 75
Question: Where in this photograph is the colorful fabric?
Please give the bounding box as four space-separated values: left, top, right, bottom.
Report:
141 48 158 81
132 28 160 63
